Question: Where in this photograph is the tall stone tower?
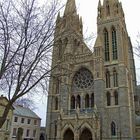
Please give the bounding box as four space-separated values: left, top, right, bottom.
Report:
46 0 137 140
95 0 136 139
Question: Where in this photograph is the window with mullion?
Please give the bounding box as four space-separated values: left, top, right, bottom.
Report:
113 70 118 87
114 91 118 105
107 92 111 106
106 70 110 88
104 30 110 61
111 122 116 136
71 96 75 109
112 28 118 60
85 94 90 108
91 93 94 108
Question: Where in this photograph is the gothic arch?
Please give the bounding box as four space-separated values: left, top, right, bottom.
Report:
71 95 75 109
114 90 118 105
63 128 74 140
113 68 118 87
106 91 111 106
111 26 118 60
58 39 62 59
62 123 74 137
85 94 90 108
80 128 93 140
91 93 94 108
40 133 45 140
106 4 110 16
103 28 110 61
111 26 116 30
55 97 59 110
80 122 93 133
76 95 81 108
70 66 94 85
103 28 108 33
105 69 110 88
111 121 117 136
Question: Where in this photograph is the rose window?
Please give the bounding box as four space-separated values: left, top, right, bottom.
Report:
72 68 94 90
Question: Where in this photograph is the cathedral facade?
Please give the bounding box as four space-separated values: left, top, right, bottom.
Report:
46 0 140 139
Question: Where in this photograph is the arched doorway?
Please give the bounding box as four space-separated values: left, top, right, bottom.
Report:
63 129 74 140
80 128 92 140
40 133 45 140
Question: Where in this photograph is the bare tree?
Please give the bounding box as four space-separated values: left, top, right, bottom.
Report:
0 0 62 128
15 97 36 110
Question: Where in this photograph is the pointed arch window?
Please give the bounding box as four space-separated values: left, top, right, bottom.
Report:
113 69 118 87
85 94 90 108
54 123 57 137
106 5 110 16
64 129 74 140
58 40 62 59
104 29 110 61
77 95 81 108
112 27 118 60
98 7 101 19
107 92 111 106
91 93 94 108
114 91 118 105
111 122 116 136
116 4 119 14
71 96 75 109
72 68 94 91
55 78 59 94
105 69 110 88
55 97 59 110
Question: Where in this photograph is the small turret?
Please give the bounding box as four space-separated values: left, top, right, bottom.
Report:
98 0 125 21
56 12 61 22
94 36 104 80
98 0 101 8
55 0 83 37
64 0 77 16
79 16 83 34
97 0 102 19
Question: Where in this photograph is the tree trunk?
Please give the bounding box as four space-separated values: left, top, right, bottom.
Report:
0 102 12 128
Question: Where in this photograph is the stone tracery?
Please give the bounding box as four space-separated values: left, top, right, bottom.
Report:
72 68 94 91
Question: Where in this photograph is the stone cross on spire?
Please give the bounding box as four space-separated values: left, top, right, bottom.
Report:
64 0 77 16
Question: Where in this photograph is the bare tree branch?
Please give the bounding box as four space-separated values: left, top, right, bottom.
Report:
0 0 63 128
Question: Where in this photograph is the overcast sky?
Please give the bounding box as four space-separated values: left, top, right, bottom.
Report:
35 0 140 126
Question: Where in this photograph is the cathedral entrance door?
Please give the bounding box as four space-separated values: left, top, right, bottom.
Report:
63 129 74 140
80 128 92 140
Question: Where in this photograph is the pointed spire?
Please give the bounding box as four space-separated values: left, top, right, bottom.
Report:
64 0 77 16
79 16 83 34
56 12 60 21
56 12 61 22
98 0 101 8
103 0 119 5
94 36 102 48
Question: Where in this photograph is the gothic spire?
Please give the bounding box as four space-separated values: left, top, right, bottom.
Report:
98 0 101 8
103 0 119 5
64 0 77 16
56 12 61 22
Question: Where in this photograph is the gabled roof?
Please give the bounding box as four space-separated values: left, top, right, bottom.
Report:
13 105 41 119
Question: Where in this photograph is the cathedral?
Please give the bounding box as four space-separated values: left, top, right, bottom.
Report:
46 0 140 139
